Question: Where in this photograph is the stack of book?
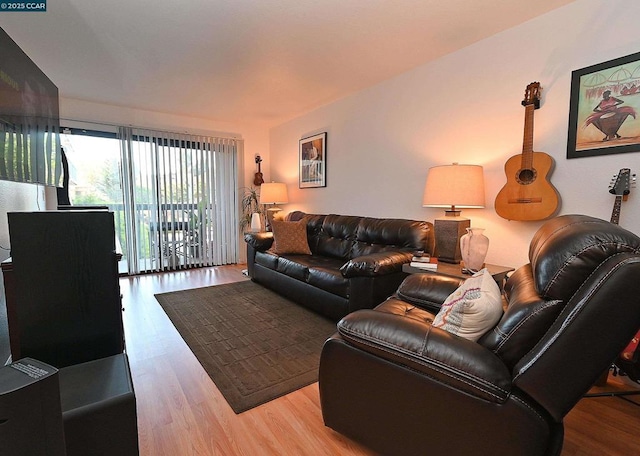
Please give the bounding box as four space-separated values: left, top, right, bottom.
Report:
409 255 438 270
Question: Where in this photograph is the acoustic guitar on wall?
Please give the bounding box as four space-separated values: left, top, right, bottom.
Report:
495 82 560 221
253 155 264 186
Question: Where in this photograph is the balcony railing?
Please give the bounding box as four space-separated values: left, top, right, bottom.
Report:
106 202 209 274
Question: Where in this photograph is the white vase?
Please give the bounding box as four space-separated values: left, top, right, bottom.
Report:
460 227 489 272
250 212 262 232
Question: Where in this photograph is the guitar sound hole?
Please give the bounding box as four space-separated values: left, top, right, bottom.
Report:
516 168 537 185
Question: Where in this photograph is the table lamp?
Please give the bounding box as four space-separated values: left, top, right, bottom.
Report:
422 163 485 263
260 182 289 231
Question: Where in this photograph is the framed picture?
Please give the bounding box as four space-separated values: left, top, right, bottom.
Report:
299 132 326 188
567 51 640 159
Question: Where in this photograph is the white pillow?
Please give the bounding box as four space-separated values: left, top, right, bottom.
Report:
432 268 503 342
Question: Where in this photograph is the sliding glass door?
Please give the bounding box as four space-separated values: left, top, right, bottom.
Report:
119 127 238 274
61 127 239 275
60 130 127 272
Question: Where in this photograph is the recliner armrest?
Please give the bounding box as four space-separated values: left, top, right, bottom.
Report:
340 251 412 277
337 309 512 403
395 273 464 313
244 232 274 251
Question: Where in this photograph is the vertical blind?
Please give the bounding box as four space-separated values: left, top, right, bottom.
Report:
118 127 239 274
0 121 61 186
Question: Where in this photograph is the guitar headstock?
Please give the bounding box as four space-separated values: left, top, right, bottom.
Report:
609 168 635 197
522 82 541 109
255 155 262 164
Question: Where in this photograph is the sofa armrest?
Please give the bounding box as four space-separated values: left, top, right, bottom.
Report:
340 251 413 277
337 309 512 403
395 273 464 313
244 232 274 251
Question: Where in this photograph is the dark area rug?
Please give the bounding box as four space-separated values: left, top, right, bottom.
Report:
154 280 337 413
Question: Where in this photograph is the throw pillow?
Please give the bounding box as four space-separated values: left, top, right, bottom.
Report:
432 268 503 342
270 219 312 255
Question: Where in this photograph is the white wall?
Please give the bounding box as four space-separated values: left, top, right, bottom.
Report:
0 181 47 263
269 0 640 270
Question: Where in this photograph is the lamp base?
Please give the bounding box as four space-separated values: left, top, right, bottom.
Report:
434 216 470 264
265 206 282 231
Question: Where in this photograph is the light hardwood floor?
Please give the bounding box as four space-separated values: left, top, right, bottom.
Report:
121 265 640 456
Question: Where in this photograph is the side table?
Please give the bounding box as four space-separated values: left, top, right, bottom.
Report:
402 262 514 291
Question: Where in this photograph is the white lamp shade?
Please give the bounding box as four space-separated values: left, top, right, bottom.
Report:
422 164 485 209
259 182 289 204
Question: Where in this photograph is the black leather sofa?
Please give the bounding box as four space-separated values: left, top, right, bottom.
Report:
319 214 640 456
244 214 434 320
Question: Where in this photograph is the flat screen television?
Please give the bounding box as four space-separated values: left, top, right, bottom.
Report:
0 26 61 186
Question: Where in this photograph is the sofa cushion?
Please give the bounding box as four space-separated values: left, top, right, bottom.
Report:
284 210 307 222
315 215 360 259
255 250 278 269
276 255 309 281
270 219 312 255
260 252 345 288
302 214 327 253
351 217 432 258
308 266 350 298
433 268 503 342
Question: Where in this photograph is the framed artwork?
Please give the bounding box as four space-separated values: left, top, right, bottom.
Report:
299 132 326 188
567 51 640 159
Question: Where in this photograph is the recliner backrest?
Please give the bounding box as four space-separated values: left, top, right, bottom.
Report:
478 264 565 371
515 252 640 420
497 215 640 421
528 215 640 300
481 215 640 371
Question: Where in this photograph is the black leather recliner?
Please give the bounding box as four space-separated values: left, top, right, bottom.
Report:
319 214 640 456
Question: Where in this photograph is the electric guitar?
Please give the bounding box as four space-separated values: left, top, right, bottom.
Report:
609 168 640 377
495 82 560 221
608 168 633 224
253 155 264 186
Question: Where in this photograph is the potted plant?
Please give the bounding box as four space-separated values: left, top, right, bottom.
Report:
240 186 264 232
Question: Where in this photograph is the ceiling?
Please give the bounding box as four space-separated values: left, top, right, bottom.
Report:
0 0 576 127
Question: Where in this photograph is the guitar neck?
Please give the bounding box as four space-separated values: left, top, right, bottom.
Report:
610 195 622 225
521 104 535 168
